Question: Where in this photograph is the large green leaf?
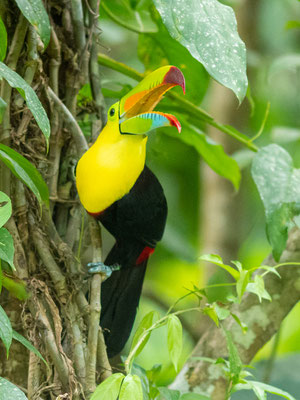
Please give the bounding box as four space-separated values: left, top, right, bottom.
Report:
153 0 248 102
12 330 47 365
234 380 296 400
90 373 124 400
0 62 50 145
101 0 158 33
0 228 14 269
0 191 12 228
138 9 209 105
0 304 12 356
167 314 182 372
251 144 300 261
0 16 7 61
119 374 143 400
15 0 50 48
0 377 28 400
0 144 49 207
130 311 158 360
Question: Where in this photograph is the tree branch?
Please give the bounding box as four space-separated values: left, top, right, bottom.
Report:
170 228 300 399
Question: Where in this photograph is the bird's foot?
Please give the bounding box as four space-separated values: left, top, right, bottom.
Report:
87 262 120 280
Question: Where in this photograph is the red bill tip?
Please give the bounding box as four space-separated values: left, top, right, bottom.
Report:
165 114 181 133
163 66 186 94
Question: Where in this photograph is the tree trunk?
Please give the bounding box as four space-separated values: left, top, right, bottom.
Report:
0 2 110 398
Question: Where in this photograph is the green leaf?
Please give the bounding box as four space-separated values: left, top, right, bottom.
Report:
101 0 158 33
0 16 7 61
251 144 300 261
246 275 271 303
153 0 248 102
0 144 49 207
163 121 241 190
14 0 50 48
130 311 158 360
236 270 250 301
200 254 240 280
90 373 124 400
259 265 281 278
167 314 182 372
285 20 300 30
12 330 47 365
230 312 248 334
0 227 15 269
0 304 12 357
0 191 12 228
0 96 7 123
119 374 143 400
0 377 28 400
138 9 209 105
2 275 28 301
130 363 150 400
214 303 230 321
158 387 180 400
203 304 219 327
223 328 242 382
180 394 210 400
0 62 50 145
234 380 296 400
231 260 243 273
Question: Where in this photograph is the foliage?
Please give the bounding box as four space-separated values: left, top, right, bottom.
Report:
0 0 300 399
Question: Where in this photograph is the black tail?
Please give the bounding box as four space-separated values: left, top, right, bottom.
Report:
100 241 148 358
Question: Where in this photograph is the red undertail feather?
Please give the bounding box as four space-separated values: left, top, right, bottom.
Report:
136 246 155 265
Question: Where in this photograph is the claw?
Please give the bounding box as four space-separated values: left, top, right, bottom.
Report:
87 262 120 280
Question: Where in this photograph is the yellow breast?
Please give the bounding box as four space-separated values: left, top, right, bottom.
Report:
76 124 147 213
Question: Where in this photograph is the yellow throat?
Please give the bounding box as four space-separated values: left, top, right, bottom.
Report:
76 103 147 214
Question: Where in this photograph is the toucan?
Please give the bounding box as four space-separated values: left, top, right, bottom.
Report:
76 66 185 358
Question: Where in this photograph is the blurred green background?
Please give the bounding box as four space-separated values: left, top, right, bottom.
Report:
93 0 300 396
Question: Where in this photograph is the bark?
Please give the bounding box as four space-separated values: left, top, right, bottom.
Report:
0 1 111 399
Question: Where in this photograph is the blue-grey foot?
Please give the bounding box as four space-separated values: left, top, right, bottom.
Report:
87 262 120 280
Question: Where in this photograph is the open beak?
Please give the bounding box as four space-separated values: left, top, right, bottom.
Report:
119 66 185 135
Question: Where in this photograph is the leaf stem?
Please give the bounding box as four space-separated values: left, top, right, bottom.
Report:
97 53 258 152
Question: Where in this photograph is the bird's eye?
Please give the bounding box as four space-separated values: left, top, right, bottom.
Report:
109 108 115 117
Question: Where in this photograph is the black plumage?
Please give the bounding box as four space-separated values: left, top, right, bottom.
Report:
97 166 167 357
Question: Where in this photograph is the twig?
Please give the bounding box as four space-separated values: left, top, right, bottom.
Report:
27 352 42 400
47 86 88 156
0 13 28 194
85 273 102 395
29 212 68 301
47 28 63 213
97 329 112 381
85 215 104 394
28 297 70 391
88 0 106 133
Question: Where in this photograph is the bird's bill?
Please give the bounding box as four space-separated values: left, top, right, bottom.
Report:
119 65 185 135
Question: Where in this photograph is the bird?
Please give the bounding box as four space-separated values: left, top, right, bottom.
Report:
76 65 185 358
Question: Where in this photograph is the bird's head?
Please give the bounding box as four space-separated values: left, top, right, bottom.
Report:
106 65 185 136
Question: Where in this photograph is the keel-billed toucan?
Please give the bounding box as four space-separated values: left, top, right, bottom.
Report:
76 66 185 357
